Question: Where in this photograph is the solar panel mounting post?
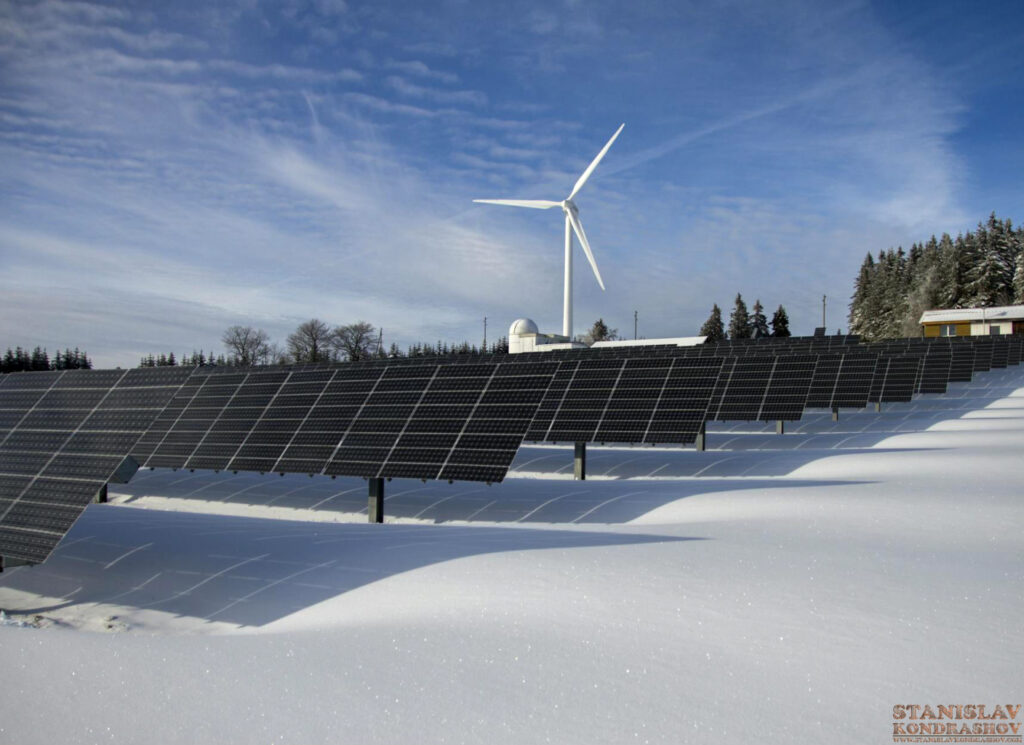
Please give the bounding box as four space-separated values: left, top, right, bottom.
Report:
368 478 384 523
574 442 586 481
95 483 108 504
832 407 839 422
0 555 33 572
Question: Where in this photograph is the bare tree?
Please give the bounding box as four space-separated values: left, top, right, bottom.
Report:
332 321 376 361
259 341 289 366
287 318 334 363
222 325 270 366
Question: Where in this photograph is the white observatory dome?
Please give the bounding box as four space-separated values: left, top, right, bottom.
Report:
509 318 540 336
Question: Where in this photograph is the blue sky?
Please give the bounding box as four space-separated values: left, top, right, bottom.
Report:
1 0 1022 367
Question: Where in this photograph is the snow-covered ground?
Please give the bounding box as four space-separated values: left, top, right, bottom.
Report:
2 368 1022 744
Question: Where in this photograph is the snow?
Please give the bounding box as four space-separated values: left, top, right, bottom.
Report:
1 368 1022 744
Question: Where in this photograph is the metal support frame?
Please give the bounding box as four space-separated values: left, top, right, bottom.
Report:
0 555 33 572
95 483 108 504
368 478 384 523
695 421 706 452
776 420 785 435
831 407 839 422
573 442 586 481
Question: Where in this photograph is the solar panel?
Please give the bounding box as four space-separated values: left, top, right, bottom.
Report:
524 362 576 441
707 355 774 421
757 354 817 421
137 360 558 485
989 339 1009 369
4 331 1019 567
948 344 976 382
0 367 194 564
540 358 623 443
526 356 721 445
438 361 556 482
1008 338 1023 366
641 357 723 444
917 349 952 394
868 355 922 403
805 352 878 409
971 340 994 372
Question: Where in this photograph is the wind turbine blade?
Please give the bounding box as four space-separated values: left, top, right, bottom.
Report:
472 199 561 209
566 209 605 291
567 123 624 200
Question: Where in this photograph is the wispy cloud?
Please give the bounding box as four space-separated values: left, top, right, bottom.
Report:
384 59 459 84
385 76 487 107
0 0 1010 366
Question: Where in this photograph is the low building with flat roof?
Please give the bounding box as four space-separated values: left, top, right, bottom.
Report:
919 305 1024 337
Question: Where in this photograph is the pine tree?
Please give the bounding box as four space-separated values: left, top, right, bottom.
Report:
1014 251 1024 304
964 214 1015 306
848 252 875 335
728 293 750 339
30 346 48 371
699 304 726 342
770 305 791 337
579 318 617 345
749 300 769 338
876 248 910 339
901 235 944 336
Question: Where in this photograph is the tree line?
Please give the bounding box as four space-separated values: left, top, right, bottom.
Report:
141 320 511 368
849 212 1024 341
2 347 92 373
698 295 790 342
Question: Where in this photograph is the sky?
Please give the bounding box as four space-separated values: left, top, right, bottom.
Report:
1 0 1022 368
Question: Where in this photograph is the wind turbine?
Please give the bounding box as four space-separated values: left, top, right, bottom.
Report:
473 123 624 340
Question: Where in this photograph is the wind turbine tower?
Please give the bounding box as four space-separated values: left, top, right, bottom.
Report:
473 123 624 339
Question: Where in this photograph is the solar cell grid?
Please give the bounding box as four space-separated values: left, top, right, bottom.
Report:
972 341 994 372
0 366 194 563
6 333 1022 566
1008 339 1023 366
948 345 976 382
708 356 776 421
918 351 952 394
869 355 922 403
989 340 1009 369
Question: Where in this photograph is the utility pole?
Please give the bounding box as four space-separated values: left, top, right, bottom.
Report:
634 310 638 340
822 295 827 329
483 316 487 351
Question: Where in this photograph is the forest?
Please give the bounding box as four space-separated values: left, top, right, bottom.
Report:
849 213 1024 340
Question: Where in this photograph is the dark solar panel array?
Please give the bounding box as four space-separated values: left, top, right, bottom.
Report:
868 355 923 403
1007 338 1023 366
948 344 977 382
136 361 557 485
804 353 879 409
1 332 1021 566
705 354 817 422
990 341 1008 369
0 367 194 563
527 356 723 445
971 340 993 372
917 349 952 394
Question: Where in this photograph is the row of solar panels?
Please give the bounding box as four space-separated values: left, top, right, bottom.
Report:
0 335 1020 564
